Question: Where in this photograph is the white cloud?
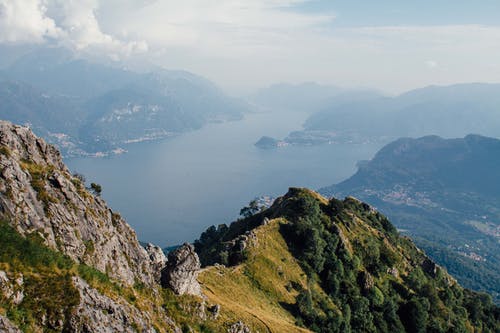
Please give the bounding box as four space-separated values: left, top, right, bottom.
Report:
97 0 334 55
0 0 61 43
98 3 500 93
0 0 147 58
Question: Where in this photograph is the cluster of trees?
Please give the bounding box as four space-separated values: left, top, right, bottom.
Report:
195 199 272 266
277 190 500 333
194 189 500 332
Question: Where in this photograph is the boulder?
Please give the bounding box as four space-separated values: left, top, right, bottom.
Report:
160 243 202 296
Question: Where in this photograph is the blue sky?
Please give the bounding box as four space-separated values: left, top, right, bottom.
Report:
294 0 500 26
1 0 499 94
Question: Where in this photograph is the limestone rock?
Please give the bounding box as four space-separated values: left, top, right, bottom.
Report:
69 277 180 333
0 121 155 286
361 271 375 291
228 321 251 333
0 315 22 333
0 270 11 297
0 270 24 305
161 243 202 296
387 267 399 278
145 243 167 283
224 230 257 265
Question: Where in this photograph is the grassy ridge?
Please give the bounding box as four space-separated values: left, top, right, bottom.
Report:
199 218 312 332
196 188 500 333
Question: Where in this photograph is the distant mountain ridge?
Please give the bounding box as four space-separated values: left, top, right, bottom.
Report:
304 83 500 140
0 48 249 156
320 134 500 302
249 82 381 114
259 83 500 147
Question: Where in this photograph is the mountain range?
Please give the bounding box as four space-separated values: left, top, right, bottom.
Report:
249 82 381 114
256 83 500 147
320 134 500 303
0 48 248 156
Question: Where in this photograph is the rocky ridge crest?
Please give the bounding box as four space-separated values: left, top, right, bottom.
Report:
0 121 156 286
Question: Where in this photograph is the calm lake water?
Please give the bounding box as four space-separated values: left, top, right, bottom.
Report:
66 111 382 246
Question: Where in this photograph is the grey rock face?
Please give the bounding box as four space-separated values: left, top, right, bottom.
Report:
0 121 156 286
161 243 202 296
0 270 24 305
223 230 257 265
361 271 375 291
0 315 22 333
145 243 167 283
387 267 399 278
69 277 180 333
228 321 251 333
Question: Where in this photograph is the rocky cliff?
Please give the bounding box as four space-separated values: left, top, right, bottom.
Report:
0 120 245 332
0 120 155 286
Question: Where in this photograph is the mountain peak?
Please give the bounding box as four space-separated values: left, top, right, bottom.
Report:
195 188 499 332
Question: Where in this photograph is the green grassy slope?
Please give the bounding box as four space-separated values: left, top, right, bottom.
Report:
196 188 500 333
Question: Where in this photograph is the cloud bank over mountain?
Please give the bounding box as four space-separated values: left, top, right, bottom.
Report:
0 0 147 59
1 0 500 93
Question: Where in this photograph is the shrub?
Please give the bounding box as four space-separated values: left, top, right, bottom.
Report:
90 182 102 196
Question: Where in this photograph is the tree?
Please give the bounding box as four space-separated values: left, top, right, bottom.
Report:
90 183 102 196
400 297 430 333
240 200 260 218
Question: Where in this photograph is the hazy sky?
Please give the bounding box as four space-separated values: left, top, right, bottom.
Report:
1 0 500 94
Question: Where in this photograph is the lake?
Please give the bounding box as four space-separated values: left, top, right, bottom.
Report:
66 111 382 246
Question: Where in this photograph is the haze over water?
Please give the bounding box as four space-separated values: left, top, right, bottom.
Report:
66 110 382 246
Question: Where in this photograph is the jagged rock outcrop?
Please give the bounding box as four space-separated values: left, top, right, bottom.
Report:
227 321 251 333
161 243 202 296
387 267 399 278
0 315 22 333
0 121 156 286
68 277 180 333
145 243 167 283
360 271 374 291
222 230 258 265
